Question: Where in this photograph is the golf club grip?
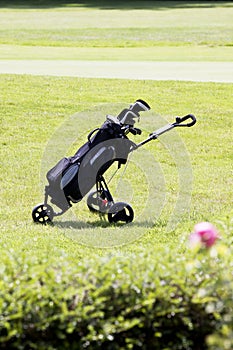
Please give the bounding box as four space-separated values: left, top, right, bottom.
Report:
129 127 142 135
176 114 196 127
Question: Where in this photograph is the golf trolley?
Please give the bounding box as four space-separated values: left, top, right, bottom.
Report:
32 100 196 225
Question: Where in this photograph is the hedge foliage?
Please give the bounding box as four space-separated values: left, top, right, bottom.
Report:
0 239 232 350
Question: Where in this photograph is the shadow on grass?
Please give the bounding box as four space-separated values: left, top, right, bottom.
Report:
53 219 159 247
0 0 232 9
54 219 155 230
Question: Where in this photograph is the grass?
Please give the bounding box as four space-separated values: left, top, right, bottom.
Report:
0 2 232 60
0 3 233 347
2 44 233 61
1 74 232 253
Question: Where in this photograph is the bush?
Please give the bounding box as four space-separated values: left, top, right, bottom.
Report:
0 240 232 350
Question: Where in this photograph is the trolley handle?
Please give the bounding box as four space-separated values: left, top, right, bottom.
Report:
173 114 196 127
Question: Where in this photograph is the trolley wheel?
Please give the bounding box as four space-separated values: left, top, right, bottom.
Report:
87 190 112 214
108 202 134 224
32 203 54 224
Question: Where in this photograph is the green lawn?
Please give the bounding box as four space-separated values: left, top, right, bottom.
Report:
1 74 232 252
2 1 232 254
2 44 233 61
0 1 232 60
1 2 233 348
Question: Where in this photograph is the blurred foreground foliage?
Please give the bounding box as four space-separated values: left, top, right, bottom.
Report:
0 228 232 350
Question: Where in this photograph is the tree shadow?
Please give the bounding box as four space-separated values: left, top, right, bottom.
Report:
0 0 232 10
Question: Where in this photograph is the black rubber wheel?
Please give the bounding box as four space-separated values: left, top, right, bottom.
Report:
108 202 134 224
87 190 111 214
32 203 54 224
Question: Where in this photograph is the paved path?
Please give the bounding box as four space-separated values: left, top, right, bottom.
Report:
0 60 233 82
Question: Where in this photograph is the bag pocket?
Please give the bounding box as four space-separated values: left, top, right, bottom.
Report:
60 163 79 190
46 157 71 185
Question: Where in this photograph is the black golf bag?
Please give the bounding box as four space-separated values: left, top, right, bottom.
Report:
46 113 137 210
32 99 196 224
32 99 151 224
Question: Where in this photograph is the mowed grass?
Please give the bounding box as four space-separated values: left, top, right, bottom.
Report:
0 1 233 60
1 74 232 257
2 44 233 61
0 4 233 347
0 1 232 261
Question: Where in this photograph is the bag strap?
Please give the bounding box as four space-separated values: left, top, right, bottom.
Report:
87 128 100 143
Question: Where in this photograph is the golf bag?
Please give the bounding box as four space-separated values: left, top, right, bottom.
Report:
46 111 140 211
32 99 196 224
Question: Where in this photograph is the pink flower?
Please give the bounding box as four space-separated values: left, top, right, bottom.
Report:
190 222 219 249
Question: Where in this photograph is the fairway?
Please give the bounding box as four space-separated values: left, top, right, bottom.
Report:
1 1 233 349
0 60 233 82
1 74 232 245
0 1 232 61
2 44 233 61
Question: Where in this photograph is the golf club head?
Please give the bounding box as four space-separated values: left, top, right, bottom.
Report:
130 99 151 114
117 99 151 126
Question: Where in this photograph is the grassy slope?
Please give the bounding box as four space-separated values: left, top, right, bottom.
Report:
1 74 232 257
0 2 233 60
